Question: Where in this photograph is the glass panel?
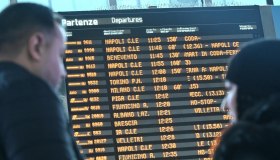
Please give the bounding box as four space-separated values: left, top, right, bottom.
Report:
141 0 170 8
0 0 10 11
117 0 138 9
1 0 274 12
232 0 266 5
17 0 50 7
52 0 109 12
73 0 109 11
212 0 267 6
51 0 75 12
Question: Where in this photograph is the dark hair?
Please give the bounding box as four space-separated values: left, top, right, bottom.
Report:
0 3 63 53
226 39 280 119
241 94 280 125
213 122 280 160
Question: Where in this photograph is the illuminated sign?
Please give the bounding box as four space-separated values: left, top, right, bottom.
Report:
62 6 263 160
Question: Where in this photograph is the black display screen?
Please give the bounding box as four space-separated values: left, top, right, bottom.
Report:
61 6 263 160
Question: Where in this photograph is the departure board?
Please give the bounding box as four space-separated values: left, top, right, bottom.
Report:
61 6 263 160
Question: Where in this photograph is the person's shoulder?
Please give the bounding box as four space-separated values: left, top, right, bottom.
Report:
0 62 58 102
0 62 65 122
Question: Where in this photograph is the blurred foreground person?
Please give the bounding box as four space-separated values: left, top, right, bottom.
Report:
221 39 280 123
214 39 280 159
0 3 83 160
213 122 279 160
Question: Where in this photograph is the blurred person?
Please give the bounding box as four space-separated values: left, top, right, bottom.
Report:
214 39 280 160
0 3 83 160
221 39 280 123
213 122 280 160
240 93 280 125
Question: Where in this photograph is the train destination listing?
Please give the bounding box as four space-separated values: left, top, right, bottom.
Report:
61 6 263 160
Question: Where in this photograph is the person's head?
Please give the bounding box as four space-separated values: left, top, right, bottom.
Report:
0 3 66 90
213 122 280 160
221 39 280 123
